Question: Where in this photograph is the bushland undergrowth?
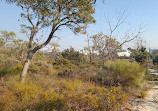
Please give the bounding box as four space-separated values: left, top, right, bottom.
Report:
0 44 147 111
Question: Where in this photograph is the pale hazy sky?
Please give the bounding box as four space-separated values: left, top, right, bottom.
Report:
0 0 158 50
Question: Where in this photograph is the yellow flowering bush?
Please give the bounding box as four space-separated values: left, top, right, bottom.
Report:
0 79 127 111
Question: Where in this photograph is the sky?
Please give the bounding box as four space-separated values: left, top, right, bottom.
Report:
0 0 158 51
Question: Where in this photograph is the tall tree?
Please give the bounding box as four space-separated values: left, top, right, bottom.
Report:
7 0 95 81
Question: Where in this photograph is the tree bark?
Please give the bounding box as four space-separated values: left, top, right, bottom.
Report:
20 51 34 82
20 28 55 82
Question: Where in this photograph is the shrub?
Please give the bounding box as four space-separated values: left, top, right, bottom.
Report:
0 57 21 68
0 85 16 111
0 64 23 77
52 58 77 77
0 81 67 111
0 79 127 111
84 86 127 111
61 47 86 64
140 91 147 99
49 79 127 111
99 60 145 91
28 60 54 76
76 64 97 82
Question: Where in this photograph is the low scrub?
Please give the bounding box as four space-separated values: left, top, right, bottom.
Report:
140 91 147 99
29 60 54 76
76 64 97 82
0 56 21 68
52 58 78 77
0 64 23 77
0 79 127 111
99 60 145 91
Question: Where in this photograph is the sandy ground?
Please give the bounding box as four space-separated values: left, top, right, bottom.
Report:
129 83 158 111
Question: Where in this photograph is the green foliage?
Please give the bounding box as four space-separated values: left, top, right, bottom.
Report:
153 55 158 65
28 52 55 76
0 64 23 77
0 31 16 43
5 0 96 81
9 0 95 34
62 47 86 64
52 58 77 77
100 60 145 91
129 47 148 66
29 60 53 76
0 31 28 64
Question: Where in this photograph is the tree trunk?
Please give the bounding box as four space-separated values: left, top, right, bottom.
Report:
20 52 34 82
19 27 55 82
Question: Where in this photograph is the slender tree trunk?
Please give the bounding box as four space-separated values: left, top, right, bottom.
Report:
20 51 34 82
19 28 55 82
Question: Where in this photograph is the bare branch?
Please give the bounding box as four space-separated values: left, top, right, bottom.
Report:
119 32 141 47
105 11 127 38
119 24 144 47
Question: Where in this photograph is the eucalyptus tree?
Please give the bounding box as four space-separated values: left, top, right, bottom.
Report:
0 31 16 47
6 0 95 81
91 33 121 62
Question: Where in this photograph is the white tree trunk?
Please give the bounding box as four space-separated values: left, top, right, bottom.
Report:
20 58 31 82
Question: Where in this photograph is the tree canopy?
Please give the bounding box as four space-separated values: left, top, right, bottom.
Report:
8 0 95 52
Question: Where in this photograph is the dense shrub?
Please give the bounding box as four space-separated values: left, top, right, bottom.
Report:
61 47 86 64
28 60 54 76
76 64 97 82
0 55 22 77
99 60 145 91
0 56 21 68
52 58 77 77
0 79 127 111
0 64 23 77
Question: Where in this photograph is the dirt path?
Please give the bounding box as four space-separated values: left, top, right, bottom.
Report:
129 83 158 111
